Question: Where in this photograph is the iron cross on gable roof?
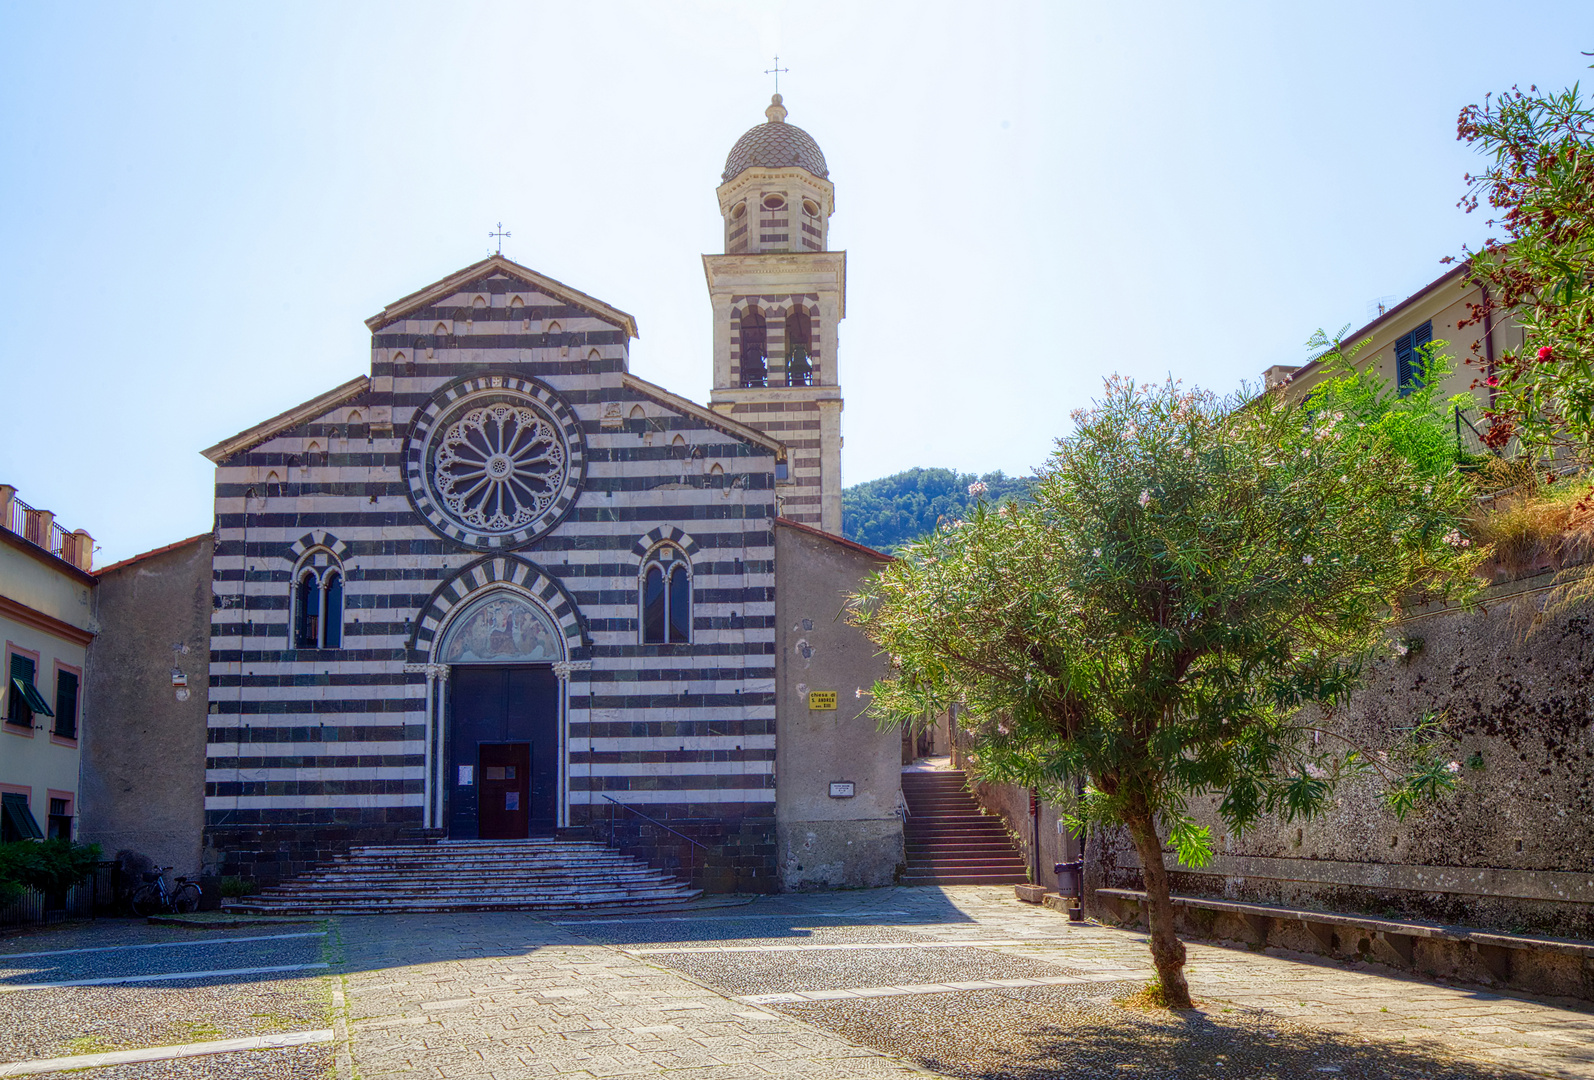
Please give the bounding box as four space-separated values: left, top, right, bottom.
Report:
489 222 511 256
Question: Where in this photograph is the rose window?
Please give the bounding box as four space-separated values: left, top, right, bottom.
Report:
433 404 568 533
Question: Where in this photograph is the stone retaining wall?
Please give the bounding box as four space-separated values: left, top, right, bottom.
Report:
1090 572 1594 939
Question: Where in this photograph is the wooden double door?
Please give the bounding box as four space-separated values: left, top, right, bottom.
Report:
448 666 559 839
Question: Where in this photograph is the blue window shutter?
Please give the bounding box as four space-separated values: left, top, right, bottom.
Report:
1395 320 1433 398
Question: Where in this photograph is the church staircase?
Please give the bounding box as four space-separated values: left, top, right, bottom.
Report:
900 770 1029 886
223 839 701 915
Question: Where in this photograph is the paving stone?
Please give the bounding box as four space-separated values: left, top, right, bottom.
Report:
325 887 1594 1079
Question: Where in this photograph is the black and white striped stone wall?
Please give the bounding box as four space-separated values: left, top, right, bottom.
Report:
205 258 782 890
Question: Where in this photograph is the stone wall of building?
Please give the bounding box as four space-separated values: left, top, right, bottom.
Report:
203 258 785 888
81 535 211 875
1089 573 1594 938
773 519 903 890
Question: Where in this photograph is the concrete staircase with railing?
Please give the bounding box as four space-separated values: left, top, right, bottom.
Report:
900 770 1029 886
223 838 701 915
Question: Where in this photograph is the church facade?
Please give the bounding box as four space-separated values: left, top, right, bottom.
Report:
199 96 899 892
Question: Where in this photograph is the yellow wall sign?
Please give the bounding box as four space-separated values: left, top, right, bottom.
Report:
808 690 838 711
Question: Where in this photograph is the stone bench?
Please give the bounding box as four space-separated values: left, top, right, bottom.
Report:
1095 887 1594 998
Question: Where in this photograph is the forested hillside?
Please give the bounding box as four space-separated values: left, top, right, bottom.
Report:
841 468 1032 552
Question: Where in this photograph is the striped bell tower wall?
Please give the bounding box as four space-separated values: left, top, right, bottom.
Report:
204 256 782 891
705 251 847 536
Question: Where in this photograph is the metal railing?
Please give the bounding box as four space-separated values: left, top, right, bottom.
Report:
1454 405 1503 461
601 795 708 882
0 861 118 928
3 494 90 569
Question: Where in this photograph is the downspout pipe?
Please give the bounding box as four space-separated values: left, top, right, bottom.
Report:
1481 282 1497 409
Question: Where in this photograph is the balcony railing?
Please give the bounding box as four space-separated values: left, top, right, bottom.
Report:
0 489 93 571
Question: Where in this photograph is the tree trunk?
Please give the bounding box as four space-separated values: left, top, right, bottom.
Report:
1122 798 1192 1008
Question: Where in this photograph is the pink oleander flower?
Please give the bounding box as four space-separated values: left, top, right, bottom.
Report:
1446 761 1462 774
967 481 988 498
1537 345 1554 362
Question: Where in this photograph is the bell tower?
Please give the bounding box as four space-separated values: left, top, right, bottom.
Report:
706 94 846 533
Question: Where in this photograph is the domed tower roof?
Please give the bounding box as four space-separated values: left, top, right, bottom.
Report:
721 94 829 183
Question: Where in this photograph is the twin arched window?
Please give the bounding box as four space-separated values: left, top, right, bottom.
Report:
293 551 343 650
739 306 768 388
739 303 815 387
786 305 813 386
641 546 691 644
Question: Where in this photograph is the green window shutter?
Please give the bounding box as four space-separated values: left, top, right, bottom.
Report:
6 654 55 724
1 792 43 841
54 670 78 739
7 655 34 726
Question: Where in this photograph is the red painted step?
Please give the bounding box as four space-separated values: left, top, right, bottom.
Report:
899 769 1028 887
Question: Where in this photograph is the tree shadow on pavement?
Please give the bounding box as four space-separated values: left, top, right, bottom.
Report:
779 982 1545 1080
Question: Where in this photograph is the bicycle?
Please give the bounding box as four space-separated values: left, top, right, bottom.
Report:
130 866 201 916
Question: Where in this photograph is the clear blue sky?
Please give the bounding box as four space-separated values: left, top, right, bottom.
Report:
2 1 1589 564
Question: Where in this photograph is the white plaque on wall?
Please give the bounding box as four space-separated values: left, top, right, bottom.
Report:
829 782 855 798
458 765 474 786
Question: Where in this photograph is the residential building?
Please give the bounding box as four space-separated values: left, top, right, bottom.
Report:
1265 262 1524 431
0 485 95 843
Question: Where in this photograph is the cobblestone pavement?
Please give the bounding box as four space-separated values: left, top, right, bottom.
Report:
335 887 1594 1080
0 919 333 1077
3 891 1590 1077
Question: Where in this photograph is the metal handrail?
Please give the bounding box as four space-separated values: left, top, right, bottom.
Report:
601 795 706 849
601 794 706 882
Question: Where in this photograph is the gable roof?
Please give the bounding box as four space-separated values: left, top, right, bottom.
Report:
201 375 369 464
775 516 893 562
1277 260 1473 392
365 254 639 338
94 532 209 577
621 373 786 454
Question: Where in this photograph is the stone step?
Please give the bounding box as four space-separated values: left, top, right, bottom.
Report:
227 890 702 915
264 879 675 898
321 858 657 873
235 838 700 914
285 867 673 881
236 896 701 911
247 886 698 904
898 768 1025 884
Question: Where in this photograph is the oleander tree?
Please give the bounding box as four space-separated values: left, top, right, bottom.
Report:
1450 67 1594 461
849 374 1482 1007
